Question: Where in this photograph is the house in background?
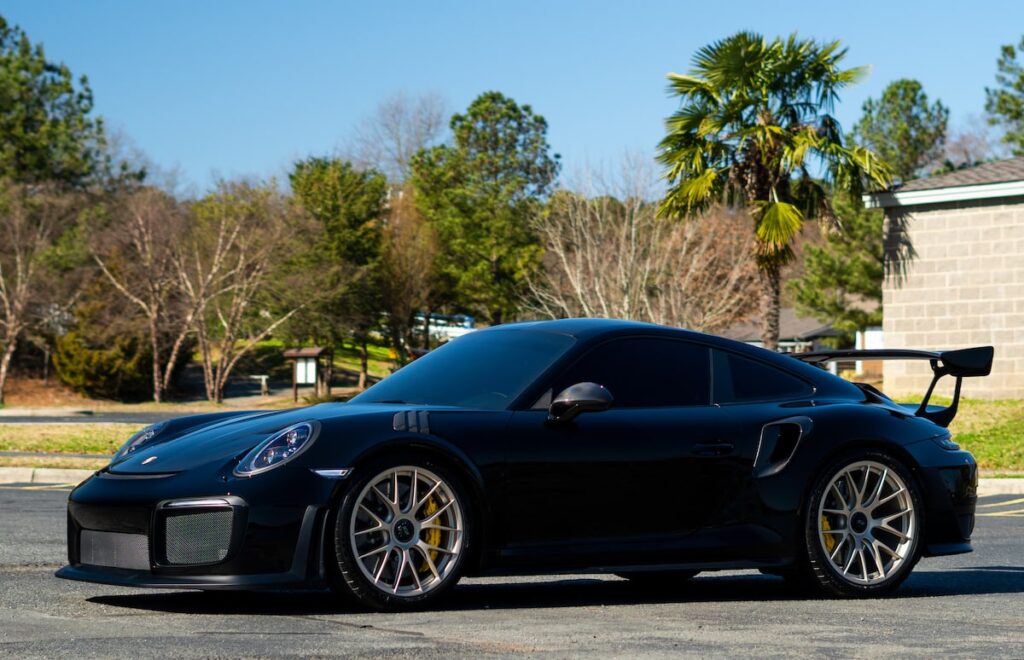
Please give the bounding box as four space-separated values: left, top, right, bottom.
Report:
867 157 1024 399
723 308 881 378
722 307 841 353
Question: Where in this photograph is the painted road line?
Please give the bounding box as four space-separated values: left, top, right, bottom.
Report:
977 496 1024 508
977 508 1024 516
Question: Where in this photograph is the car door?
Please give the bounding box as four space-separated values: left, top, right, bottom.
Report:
499 336 747 566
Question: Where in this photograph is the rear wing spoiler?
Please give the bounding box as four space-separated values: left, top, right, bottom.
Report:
791 346 994 427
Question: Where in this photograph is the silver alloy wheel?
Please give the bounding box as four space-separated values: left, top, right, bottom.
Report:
817 460 917 586
349 466 464 597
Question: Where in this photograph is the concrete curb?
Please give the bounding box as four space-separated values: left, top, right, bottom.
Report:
978 478 1024 495
0 407 95 417
0 467 95 485
0 466 1022 495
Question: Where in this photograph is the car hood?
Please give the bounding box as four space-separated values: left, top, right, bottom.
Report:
106 403 397 474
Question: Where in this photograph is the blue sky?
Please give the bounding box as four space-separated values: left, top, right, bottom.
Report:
6 1 1024 190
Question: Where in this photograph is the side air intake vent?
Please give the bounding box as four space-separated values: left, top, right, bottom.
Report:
754 416 812 478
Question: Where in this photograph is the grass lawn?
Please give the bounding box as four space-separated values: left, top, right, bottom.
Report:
946 399 1024 472
0 423 141 456
334 340 395 381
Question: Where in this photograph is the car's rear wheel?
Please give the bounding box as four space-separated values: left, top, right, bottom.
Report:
802 451 923 597
328 457 472 611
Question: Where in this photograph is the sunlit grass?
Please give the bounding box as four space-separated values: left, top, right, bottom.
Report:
0 423 140 455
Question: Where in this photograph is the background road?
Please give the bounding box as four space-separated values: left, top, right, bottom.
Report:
1 485 1022 657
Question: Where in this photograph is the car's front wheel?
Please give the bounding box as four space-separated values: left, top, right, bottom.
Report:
328 457 472 611
802 451 923 597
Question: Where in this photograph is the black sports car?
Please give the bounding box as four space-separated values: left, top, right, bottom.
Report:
57 319 992 610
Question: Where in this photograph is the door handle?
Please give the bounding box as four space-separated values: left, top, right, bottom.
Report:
692 442 734 457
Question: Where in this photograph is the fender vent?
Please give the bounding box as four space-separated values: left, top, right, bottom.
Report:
393 410 430 434
754 417 810 477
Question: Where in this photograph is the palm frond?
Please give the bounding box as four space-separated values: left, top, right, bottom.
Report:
666 73 721 103
754 200 804 251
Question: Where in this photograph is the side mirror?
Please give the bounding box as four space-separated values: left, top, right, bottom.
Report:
547 382 613 424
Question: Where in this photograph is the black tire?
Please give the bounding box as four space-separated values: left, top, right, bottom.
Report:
326 453 474 611
799 450 924 597
615 570 699 588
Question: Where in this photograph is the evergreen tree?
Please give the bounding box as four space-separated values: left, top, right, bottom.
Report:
411 91 560 325
788 195 883 345
852 79 948 182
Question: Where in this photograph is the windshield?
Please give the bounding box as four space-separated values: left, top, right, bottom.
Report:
351 329 575 410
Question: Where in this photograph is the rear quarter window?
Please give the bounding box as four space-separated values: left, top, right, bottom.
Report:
712 349 813 404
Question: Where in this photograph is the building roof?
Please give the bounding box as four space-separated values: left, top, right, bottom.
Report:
282 347 331 358
897 157 1024 192
866 157 1024 209
721 308 841 343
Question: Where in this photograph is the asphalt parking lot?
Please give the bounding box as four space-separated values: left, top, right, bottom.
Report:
1 485 1022 657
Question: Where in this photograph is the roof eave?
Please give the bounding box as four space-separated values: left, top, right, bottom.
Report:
864 179 1024 209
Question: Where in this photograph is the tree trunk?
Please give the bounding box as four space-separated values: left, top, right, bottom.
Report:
148 313 163 403
0 335 16 406
759 262 782 351
197 326 216 402
422 309 431 350
389 323 407 366
162 312 197 393
358 336 369 390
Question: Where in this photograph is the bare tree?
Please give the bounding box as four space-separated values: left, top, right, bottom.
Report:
939 114 1009 169
379 185 438 362
349 92 448 182
91 188 191 402
0 182 74 404
527 161 758 333
182 181 315 403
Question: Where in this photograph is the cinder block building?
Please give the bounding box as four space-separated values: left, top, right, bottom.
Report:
867 158 1024 399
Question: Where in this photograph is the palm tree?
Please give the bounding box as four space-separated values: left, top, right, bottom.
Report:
659 32 891 350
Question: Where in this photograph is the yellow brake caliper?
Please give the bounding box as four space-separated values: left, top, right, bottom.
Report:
821 515 836 552
420 497 441 574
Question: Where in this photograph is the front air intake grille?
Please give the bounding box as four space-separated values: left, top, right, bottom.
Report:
80 530 150 570
164 509 234 565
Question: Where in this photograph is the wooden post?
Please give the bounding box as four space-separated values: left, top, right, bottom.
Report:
292 359 298 402
326 349 333 397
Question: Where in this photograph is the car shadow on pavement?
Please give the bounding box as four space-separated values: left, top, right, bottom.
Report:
86 566 1024 615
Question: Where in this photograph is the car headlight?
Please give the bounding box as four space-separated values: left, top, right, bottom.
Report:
113 421 169 462
234 421 319 477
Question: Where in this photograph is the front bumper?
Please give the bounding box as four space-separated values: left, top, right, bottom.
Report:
56 466 339 590
56 504 324 590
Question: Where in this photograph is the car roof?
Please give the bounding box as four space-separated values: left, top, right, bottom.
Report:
483 318 861 398
493 317 668 340
486 317 749 349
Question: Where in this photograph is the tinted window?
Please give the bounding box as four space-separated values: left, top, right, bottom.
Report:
550 338 710 407
712 350 812 403
352 330 575 410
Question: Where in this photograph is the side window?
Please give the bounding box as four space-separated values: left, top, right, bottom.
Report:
551 338 710 407
712 350 812 403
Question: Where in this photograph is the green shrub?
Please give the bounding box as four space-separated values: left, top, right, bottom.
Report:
53 331 152 400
